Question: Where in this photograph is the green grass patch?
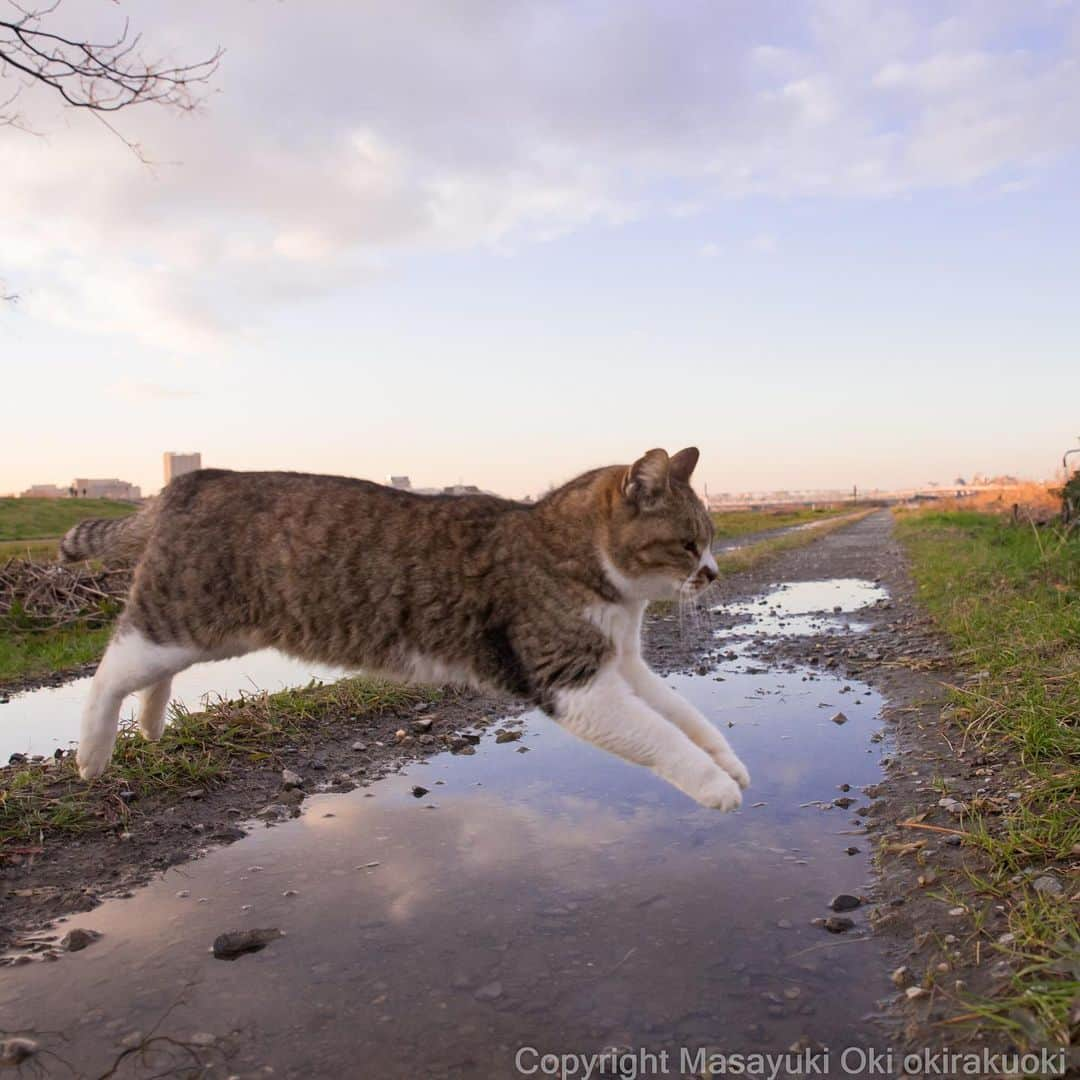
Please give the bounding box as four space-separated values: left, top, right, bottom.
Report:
711 504 853 541
0 624 114 685
896 508 1079 1045
0 496 136 542
0 676 430 848
0 537 61 559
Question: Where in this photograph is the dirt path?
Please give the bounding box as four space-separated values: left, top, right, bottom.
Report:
0 512 1020 1076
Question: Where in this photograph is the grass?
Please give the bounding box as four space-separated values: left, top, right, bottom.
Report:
0 625 115 685
0 496 137 542
711 504 854 541
0 537 61 559
895 508 1079 1046
716 508 870 571
0 676 430 848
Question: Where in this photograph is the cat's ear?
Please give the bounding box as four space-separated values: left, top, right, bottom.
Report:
623 448 670 507
669 446 700 484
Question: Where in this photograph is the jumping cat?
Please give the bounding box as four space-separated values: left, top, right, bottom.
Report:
63 447 749 808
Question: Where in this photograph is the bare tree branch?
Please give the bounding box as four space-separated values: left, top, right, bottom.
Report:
0 1 221 123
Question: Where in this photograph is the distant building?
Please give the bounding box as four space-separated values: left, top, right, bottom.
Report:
163 451 202 486
72 478 141 501
388 475 412 490
442 484 482 496
20 484 67 499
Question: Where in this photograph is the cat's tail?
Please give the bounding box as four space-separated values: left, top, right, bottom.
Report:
60 504 156 565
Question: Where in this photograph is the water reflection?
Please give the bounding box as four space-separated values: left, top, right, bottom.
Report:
0 650 346 760
1 648 891 1076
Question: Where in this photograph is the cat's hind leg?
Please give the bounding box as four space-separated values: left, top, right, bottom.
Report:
137 678 174 742
77 627 203 780
551 665 742 810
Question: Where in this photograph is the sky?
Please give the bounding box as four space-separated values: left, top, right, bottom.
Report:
2 0 1079 499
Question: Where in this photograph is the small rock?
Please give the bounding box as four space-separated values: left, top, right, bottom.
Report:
905 986 930 1000
0 1038 38 1066
473 980 503 1001
495 729 522 744
1032 875 1062 896
948 906 967 917
824 916 854 933
776 919 793 929
188 1032 216 1047
410 786 430 798
938 797 968 817
943 835 962 847
890 966 909 988
351 741 368 752
830 712 848 725
61 928 101 952
844 846 860 856
833 797 855 809
828 894 861 912
212 927 283 960
281 769 303 789
176 890 190 898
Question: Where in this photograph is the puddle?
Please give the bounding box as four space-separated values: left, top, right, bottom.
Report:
0 599 894 1075
718 578 888 639
0 650 346 761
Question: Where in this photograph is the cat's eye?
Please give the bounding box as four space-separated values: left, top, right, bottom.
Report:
683 540 699 556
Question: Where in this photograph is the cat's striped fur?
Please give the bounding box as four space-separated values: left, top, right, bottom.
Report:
67 448 749 807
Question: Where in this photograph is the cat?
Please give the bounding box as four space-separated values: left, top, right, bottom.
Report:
63 447 749 808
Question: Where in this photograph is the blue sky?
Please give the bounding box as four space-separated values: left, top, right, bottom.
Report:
2 0 1078 497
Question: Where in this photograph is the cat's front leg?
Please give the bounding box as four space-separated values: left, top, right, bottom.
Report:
621 659 751 790
551 666 742 810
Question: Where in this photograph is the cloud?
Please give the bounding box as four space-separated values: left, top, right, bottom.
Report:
699 242 722 258
2 0 1079 353
106 379 201 402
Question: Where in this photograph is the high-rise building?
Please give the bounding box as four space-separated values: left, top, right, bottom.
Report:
164 451 202 486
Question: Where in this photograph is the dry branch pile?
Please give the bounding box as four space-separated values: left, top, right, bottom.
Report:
0 558 130 632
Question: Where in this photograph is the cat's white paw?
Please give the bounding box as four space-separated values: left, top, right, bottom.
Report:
718 753 751 790
689 769 743 811
703 744 751 790
76 741 112 780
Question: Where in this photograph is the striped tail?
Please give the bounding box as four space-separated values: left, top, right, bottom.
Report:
59 510 153 565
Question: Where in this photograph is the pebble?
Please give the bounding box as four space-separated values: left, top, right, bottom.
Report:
1031 875 1062 896
212 927 283 960
188 1033 216 1047
473 980 503 1001
948 907 967 917
0 1038 38 1066
828 894 861 912
351 742 368 752
844 846 860 856
176 890 190 899
823 916 854 933
410 786 430 798
61 928 101 952
281 769 303 789
905 986 929 1000
890 966 909 988
495 729 522 744
830 712 848 725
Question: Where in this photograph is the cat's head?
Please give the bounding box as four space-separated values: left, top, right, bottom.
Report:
601 447 717 602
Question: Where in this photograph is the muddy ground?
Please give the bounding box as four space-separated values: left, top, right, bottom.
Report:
0 511 1048 1066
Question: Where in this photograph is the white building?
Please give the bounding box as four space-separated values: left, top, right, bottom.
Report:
20 484 67 499
164 451 202 486
72 478 141 501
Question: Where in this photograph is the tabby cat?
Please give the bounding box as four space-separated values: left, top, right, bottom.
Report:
64 447 749 808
